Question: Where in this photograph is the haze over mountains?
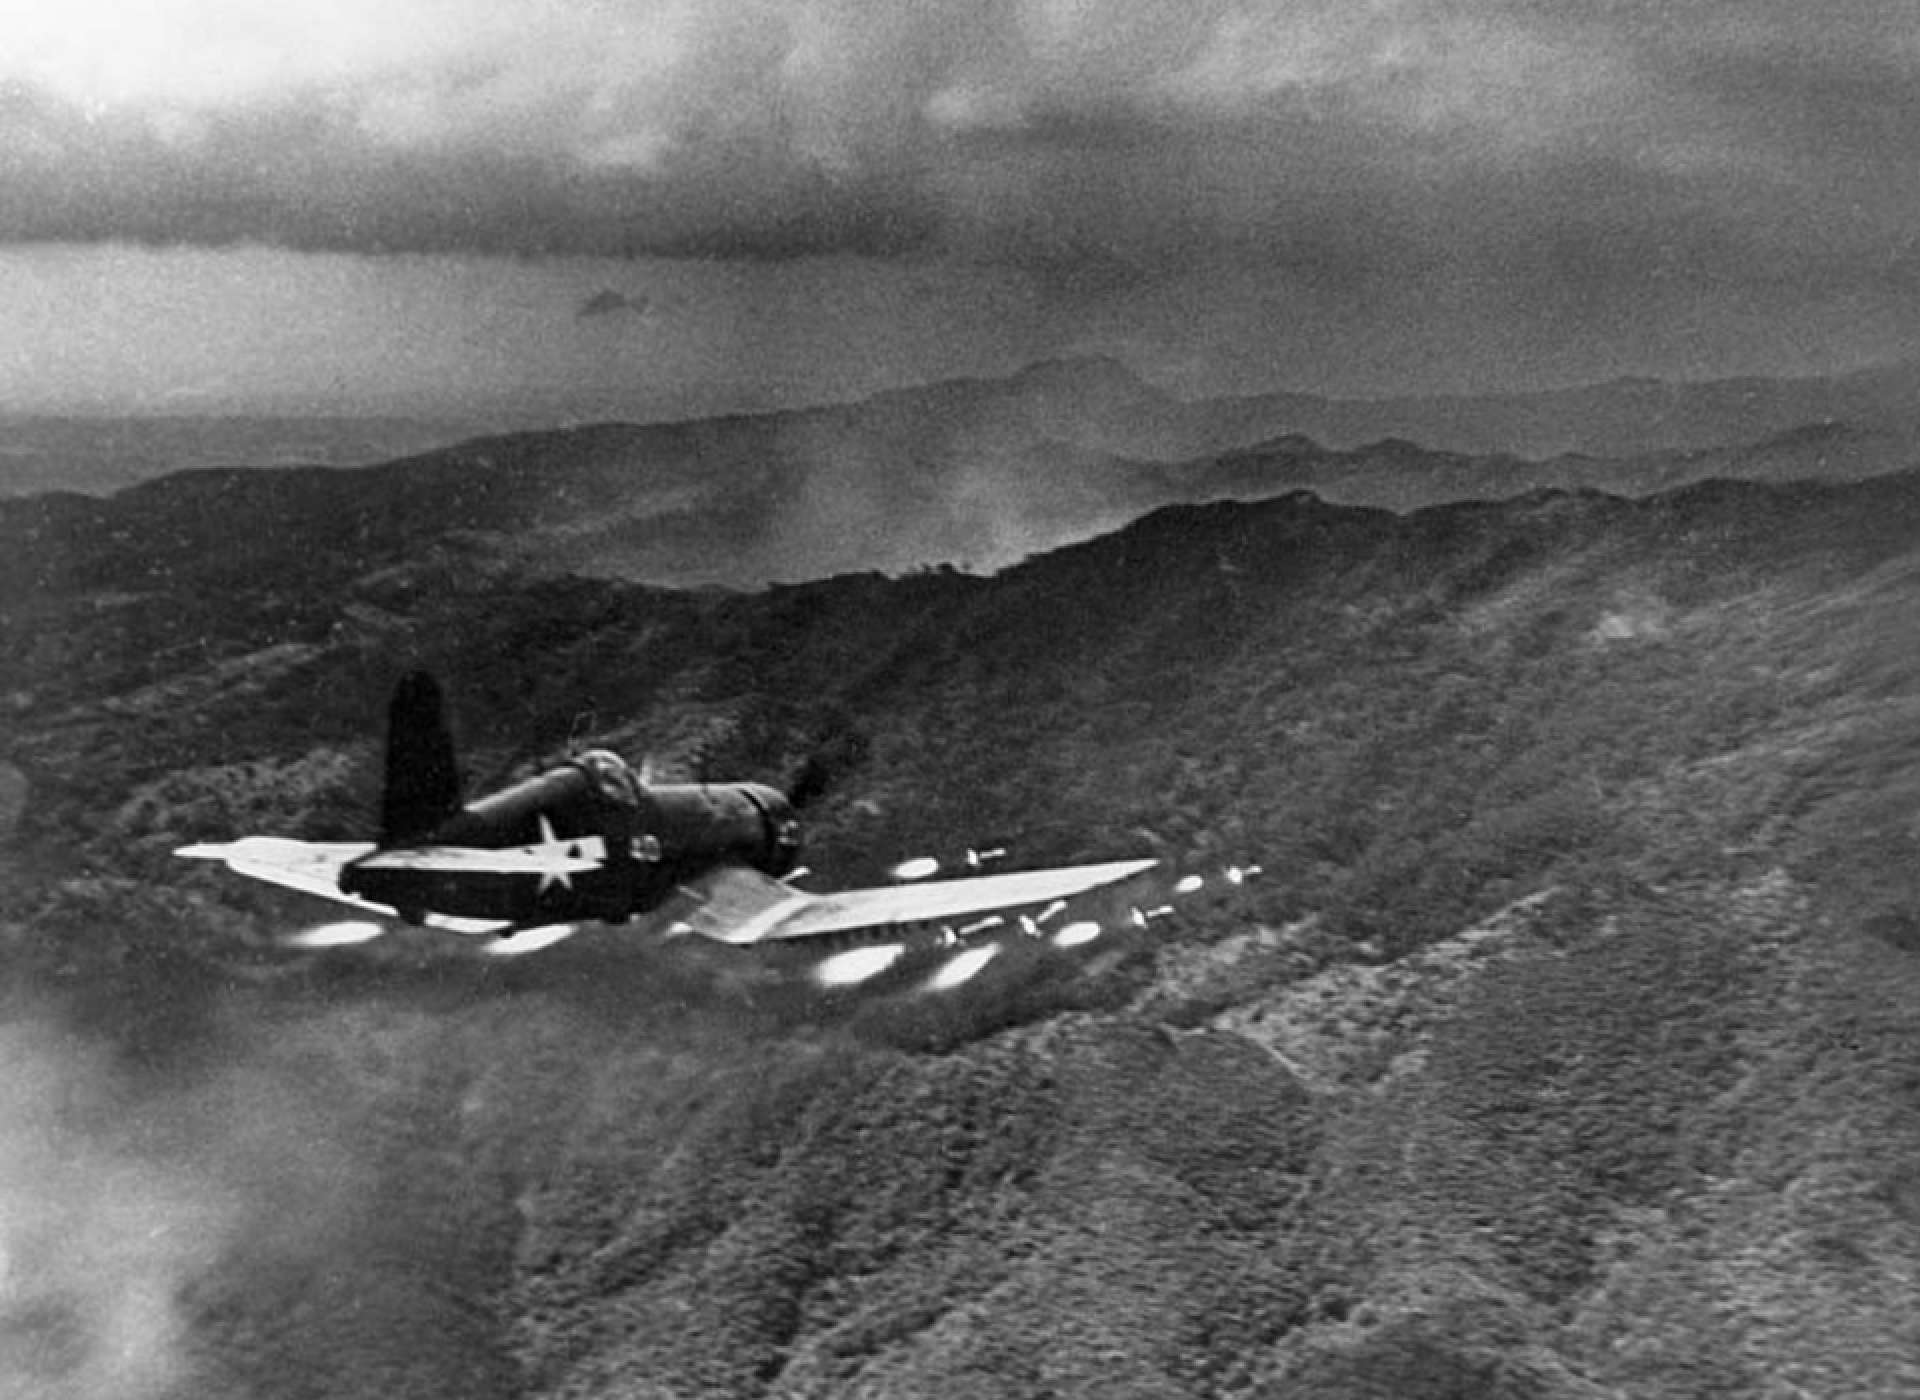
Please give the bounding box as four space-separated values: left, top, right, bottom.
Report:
10 353 1920 496
0 416 484 498
6 355 1918 591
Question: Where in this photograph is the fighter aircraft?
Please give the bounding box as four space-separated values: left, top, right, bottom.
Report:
178 672 1157 951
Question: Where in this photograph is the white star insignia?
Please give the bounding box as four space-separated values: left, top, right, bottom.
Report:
536 815 574 894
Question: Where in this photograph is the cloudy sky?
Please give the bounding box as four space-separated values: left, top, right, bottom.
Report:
3 0 1918 415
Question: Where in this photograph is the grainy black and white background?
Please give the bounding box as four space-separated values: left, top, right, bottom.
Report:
4 4 1920 1398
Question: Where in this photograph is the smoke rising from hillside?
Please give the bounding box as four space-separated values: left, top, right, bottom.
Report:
0 970 507 1399
0 1019 227 1399
0 911 1143 1396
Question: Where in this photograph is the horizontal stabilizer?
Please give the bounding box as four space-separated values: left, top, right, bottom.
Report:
177 837 374 900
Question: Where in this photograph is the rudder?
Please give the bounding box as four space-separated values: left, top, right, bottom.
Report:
380 671 463 847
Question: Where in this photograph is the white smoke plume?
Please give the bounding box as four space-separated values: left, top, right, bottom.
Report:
0 1019 230 1400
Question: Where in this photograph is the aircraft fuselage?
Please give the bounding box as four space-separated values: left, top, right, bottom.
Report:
338 748 800 926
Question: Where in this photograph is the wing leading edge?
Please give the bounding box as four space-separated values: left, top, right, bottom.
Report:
665 859 1160 946
179 837 1158 947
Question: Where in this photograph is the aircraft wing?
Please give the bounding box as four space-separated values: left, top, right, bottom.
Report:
176 836 515 936
664 859 1159 947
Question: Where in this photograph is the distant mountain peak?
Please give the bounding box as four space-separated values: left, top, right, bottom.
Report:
1357 436 1458 458
578 289 651 320
1224 432 1327 459
1007 354 1155 396
1758 418 1862 445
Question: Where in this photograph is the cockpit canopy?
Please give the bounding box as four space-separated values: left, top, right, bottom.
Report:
571 749 643 806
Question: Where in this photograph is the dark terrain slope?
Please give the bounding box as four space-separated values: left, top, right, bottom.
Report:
1 472 1918 1398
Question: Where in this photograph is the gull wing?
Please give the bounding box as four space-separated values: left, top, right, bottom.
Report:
664 859 1158 947
176 836 514 936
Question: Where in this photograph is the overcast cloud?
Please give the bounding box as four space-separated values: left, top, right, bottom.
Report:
2 1 1918 405
4 1 1916 280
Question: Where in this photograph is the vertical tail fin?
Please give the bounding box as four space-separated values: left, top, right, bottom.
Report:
380 671 463 847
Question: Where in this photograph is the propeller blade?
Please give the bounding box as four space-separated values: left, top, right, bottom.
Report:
786 754 835 811
785 723 869 811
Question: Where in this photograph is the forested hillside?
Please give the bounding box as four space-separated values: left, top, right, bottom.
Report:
2 471 1918 1398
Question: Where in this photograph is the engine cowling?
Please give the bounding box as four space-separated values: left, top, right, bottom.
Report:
647 781 800 877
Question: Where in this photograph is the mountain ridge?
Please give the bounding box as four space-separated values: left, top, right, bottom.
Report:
7 388 1913 599
10 351 1920 503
